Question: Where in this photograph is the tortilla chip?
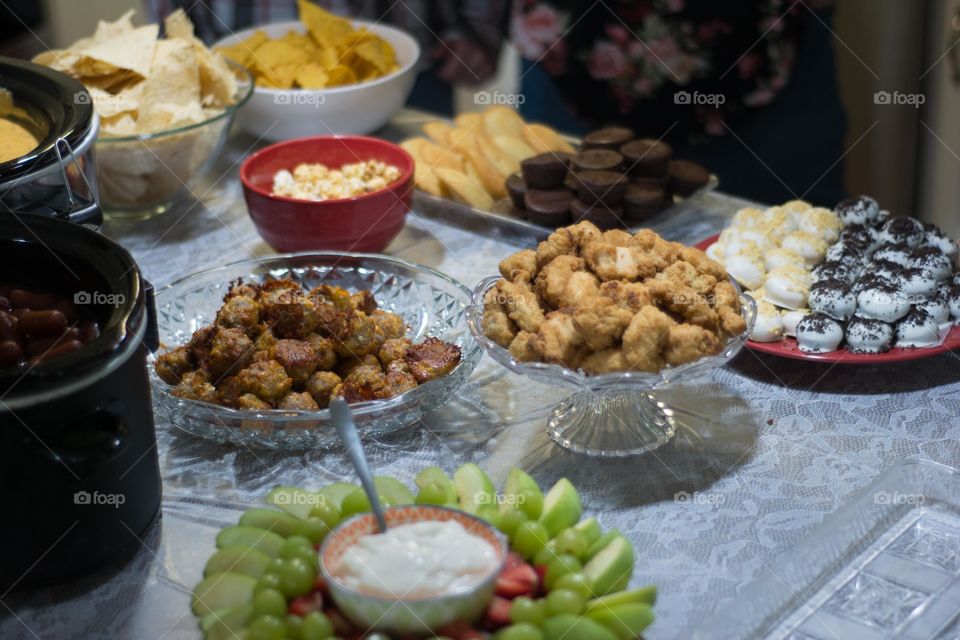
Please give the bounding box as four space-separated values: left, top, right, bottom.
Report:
295 64 328 89
81 24 158 79
136 38 201 132
299 0 353 48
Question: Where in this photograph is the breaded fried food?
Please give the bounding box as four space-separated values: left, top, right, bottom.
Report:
172 370 219 403
278 391 320 411
535 229 577 267
678 245 728 281
334 312 385 358
657 260 718 294
622 305 674 372
305 333 338 370
216 295 260 335
259 279 317 339
405 337 461 383
207 327 254 381
601 229 636 247
535 255 585 308
234 360 292 403
270 338 320 384
561 271 600 308
385 367 418 395
155 345 192 384
536 309 587 367
499 249 538 283
335 353 380 378
496 279 545 333
579 348 630 374
583 241 659 281
335 367 391 402
482 287 518 348
646 278 719 331
377 337 411 368
633 229 680 265
508 330 541 362
237 393 271 410
599 280 652 312
305 370 341 408
664 323 724 366
371 309 406 340
572 297 634 351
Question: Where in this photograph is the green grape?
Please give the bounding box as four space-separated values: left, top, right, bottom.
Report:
294 517 331 545
340 490 371 518
544 554 581 590
509 596 547 626
267 557 287 575
286 613 304 639
308 500 341 530
300 611 334 640
280 536 317 564
254 572 283 594
534 546 558 567
279 557 317 598
545 588 584 616
517 488 544 520
476 505 502 529
415 482 449 505
495 622 544 640
499 508 529 538
513 521 549 560
553 572 592 599
553 528 588 559
248 614 287 640
252 588 287 618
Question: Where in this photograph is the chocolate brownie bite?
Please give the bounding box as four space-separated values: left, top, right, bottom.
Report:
631 174 668 189
520 152 569 189
573 170 628 205
524 189 574 227
620 138 672 177
666 160 710 196
571 149 623 173
582 126 635 151
622 183 664 222
505 172 526 209
563 171 579 191
570 198 624 230
491 198 525 219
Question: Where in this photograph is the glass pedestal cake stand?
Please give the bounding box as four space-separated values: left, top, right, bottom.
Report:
467 276 756 457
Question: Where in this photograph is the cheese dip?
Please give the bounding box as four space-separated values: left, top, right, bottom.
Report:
0 118 39 163
333 520 497 598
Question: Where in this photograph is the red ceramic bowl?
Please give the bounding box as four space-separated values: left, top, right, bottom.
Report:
240 135 414 252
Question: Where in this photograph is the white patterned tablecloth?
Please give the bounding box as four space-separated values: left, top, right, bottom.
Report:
3 111 959 640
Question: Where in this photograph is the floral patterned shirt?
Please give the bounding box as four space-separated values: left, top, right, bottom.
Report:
511 0 804 140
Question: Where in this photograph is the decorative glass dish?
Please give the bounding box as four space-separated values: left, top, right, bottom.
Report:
693 458 960 640
466 276 756 456
150 253 483 450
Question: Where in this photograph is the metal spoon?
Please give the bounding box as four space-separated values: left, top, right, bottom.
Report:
329 398 388 533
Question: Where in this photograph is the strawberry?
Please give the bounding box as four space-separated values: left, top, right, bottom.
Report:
495 562 539 598
484 596 512 629
288 591 324 617
436 620 484 639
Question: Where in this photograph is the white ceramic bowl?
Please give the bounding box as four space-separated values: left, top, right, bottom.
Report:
214 20 419 141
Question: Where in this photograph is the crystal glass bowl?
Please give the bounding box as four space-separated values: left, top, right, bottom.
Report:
151 253 483 449
467 276 756 456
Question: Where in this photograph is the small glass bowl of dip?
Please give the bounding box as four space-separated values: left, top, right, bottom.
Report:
320 504 508 635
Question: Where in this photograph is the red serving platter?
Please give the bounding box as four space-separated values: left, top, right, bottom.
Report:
696 234 960 363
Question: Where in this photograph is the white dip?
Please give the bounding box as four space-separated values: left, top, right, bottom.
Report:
333 520 497 598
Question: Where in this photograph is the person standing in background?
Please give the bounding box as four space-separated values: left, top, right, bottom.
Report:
145 0 505 114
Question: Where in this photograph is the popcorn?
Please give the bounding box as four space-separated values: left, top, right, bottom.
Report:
271 160 401 201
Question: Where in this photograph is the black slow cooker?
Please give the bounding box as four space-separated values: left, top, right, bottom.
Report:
0 214 161 588
0 56 100 226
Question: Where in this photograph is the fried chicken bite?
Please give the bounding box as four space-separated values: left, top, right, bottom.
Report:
536 309 588 367
270 339 320 385
599 280 652 312
572 297 635 351
717 306 747 338
657 260 718 294
155 345 192 384
579 348 630 374
499 249 538 283
646 278 719 331
377 337 411 368
664 323 724 366
234 360 292 403
633 229 680 265
678 245 728 281
561 271 600 308
495 279 545 333
534 255 586 309
305 371 341 408
237 393 271 410
508 331 541 362
371 309 406 340
259 280 317 339
482 287 518 348
536 229 577 267
583 241 659 281
306 333 338 370
602 229 636 247
207 327 255 381
622 305 674 372
278 391 320 411
333 312 385 358
563 220 603 252
171 370 219 403
713 280 741 310
405 337 462 383
216 295 260 335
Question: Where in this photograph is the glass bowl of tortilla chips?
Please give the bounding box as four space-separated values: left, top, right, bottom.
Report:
34 10 254 220
214 1 420 141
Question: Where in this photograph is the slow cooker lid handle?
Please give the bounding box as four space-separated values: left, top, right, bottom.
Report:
52 137 101 228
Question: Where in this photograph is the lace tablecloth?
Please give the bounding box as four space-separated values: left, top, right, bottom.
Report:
4 111 960 640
